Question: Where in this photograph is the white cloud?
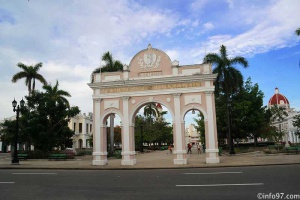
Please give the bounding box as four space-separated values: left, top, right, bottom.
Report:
189 0 209 11
203 22 214 31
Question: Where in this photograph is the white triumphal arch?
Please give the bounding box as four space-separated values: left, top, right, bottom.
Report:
89 44 220 166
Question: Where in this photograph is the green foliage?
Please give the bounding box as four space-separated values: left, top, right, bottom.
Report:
143 103 159 120
0 119 16 145
11 62 47 96
231 77 266 145
204 44 248 97
193 112 205 145
1 81 80 153
134 114 173 149
113 150 122 159
296 28 300 36
91 51 124 82
76 149 92 156
293 114 300 137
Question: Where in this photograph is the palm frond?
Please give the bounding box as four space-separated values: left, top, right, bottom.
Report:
296 28 300 36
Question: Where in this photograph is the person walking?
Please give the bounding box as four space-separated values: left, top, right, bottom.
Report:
187 143 192 154
197 143 201 154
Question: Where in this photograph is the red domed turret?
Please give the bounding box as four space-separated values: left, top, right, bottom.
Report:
268 87 290 109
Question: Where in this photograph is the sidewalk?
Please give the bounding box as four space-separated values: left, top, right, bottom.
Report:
1 150 300 170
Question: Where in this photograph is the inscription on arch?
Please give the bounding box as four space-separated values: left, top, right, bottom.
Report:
100 82 202 94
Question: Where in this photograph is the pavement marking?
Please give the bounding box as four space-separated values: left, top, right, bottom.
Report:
183 172 243 175
0 182 15 184
12 173 57 175
176 183 264 187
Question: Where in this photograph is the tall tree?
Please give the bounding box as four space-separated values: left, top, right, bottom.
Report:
91 51 124 82
11 62 47 96
292 114 300 137
143 103 159 121
296 28 300 36
204 45 248 152
269 104 288 123
231 77 265 146
42 80 71 107
204 45 248 97
194 112 205 145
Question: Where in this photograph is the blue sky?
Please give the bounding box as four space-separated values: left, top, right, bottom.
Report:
1 0 300 125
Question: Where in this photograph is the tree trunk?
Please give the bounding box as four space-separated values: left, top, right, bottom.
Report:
254 135 258 147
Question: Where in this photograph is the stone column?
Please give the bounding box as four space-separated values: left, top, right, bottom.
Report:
110 114 115 152
121 96 136 165
172 93 187 164
92 99 108 165
205 91 220 164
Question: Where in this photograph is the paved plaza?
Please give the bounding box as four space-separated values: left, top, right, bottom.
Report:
1 146 300 170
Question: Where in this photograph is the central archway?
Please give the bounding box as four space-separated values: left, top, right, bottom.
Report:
89 44 220 166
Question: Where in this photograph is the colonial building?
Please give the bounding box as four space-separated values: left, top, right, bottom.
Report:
68 112 93 149
268 87 300 144
185 123 200 145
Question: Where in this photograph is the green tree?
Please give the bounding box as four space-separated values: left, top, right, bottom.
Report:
91 51 124 82
42 80 71 107
0 119 16 147
231 78 265 146
194 112 205 145
204 45 248 97
292 114 300 137
204 45 248 150
269 104 288 123
296 28 300 36
143 103 159 121
11 62 47 96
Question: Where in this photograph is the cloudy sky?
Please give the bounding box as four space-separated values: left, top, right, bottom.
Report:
1 0 300 122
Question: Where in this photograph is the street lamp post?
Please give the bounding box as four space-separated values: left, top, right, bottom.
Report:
227 99 235 155
11 98 25 164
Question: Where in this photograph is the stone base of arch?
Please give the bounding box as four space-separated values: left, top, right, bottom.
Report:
92 152 108 165
173 150 187 165
205 149 220 164
121 151 136 165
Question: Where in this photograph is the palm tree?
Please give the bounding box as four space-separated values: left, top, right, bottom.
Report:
43 80 71 107
91 52 124 82
91 52 124 83
204 45 248 97
144 103 159 121
296 28 300 36
12 62 47 96
204 45 248 154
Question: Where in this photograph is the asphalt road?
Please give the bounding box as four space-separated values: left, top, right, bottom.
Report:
0 165 299 200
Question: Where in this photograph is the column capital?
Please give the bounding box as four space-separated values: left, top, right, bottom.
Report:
205 91 214 95
100 124 107 128
172 93 182 98
94 98 102 102
122 96 130 101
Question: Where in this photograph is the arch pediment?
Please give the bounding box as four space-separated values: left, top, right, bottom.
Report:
128 44 173 78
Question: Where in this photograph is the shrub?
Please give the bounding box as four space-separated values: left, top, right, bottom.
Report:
76 149 92 156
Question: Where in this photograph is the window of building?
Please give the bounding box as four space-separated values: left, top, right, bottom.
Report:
86 124 89 133
90 124 92 132
79 123 82 133
73 123 76 131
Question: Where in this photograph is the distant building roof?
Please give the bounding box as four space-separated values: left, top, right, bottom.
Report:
268 87 290 109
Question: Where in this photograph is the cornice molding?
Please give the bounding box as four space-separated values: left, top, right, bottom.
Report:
88 73 217 89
